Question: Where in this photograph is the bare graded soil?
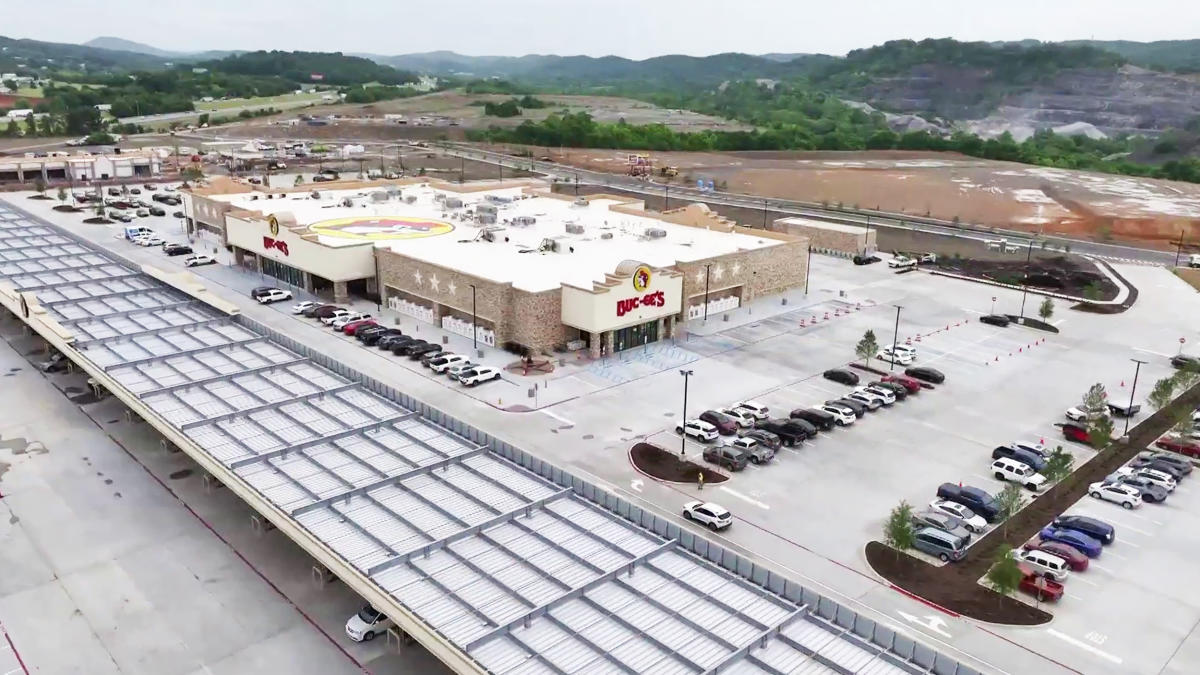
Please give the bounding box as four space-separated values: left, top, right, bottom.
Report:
931 255 1118 300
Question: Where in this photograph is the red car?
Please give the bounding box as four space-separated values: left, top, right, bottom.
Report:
1060 422 1091 444
1022 537 1089 571
1154 435 1200 458
1018 563 1064 601
881 374 922 394
342 319 378 336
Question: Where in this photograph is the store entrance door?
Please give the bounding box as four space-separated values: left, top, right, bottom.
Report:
613 320 658 353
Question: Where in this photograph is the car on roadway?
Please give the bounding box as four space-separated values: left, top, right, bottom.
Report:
817 404 856 426
1059 422 1092 444
682 501 732 531
991 445 1047 471
1022 538 1090 571
991 458 1047 491
1011 548 1070 582
291 300 321 314
719 407 756 428
823 368 860 386
1113 466 1176 492
699 410 738 436
345 604 394 642
256 288 293 304
881 374 922 393
1087 481 1143 509
1133 451 1193 476
1153 435 1200 458
1052 515 1115 544
904 366 944 384
825 398 866 418
734 400 769 420
910 510 973 542
928 499 987 533
1103 476 1167 503
1038 526 1103 558
182 254 215 267
739 429 781 451
677 419 719 442
728 436 774 464
1018 563 1065 601
457 366 501 386
936 483 999 522
979 314 1011 327
845 390 883 410
789 408 835 431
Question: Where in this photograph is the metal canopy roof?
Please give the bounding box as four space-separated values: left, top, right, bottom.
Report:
0 203 916 675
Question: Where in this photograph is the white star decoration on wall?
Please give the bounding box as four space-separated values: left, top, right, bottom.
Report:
429 274 441 292
447 281 457 296
712 265 725 281
413 270 422 286
694 270 706 285
731 262 741 277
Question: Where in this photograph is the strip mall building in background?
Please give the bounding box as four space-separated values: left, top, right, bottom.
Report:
182 177 810 356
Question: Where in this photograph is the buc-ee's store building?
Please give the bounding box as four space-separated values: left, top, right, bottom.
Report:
183 177 809 356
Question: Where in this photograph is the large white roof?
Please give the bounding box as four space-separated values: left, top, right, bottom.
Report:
214 184 783 292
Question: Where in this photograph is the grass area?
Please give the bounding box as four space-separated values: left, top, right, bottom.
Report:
192 91 324 112
14 86 43 98
1173 267 1200 292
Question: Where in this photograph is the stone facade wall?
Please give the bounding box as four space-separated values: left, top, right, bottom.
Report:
675 237 810 309
771 217 875 254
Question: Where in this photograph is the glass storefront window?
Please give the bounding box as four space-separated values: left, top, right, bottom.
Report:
613 320 658 353
262 257 305 288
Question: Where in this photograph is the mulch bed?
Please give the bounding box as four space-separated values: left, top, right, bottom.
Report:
26 195 51 200
1002 315 1059 333
82 217 112 224
630 442 727 484
932 255 1118 301
1071 261 1138 315
52 205 81 212
867 379 1200 624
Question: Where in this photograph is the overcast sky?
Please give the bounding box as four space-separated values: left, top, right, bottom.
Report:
12 0 1200 59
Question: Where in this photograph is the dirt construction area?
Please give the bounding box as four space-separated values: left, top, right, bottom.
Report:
534 147 1200 250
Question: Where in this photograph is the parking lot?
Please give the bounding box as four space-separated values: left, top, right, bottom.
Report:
9 189 1200 674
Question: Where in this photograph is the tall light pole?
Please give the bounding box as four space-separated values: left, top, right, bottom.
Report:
679 369 694 458
1126 358 1148 435
469 283 477 351
1176 229 1186 268
890 305 903 372
702 263 713 323
1019 238 1035 319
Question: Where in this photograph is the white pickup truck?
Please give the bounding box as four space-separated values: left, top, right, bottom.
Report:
887 255 917 269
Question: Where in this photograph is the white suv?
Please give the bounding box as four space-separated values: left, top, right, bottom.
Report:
676 419 718 442
330 312 370 329
719 407 755 428
458 366 501 386
1088 481 1142 509
734 400 769 420
818 404 856 426
992 458 1046 491
854 386 893 406
428 354 468 373
321 309 353 326
879 345 914 365
682 501 732 531
257 288 293 304
888 255 917 269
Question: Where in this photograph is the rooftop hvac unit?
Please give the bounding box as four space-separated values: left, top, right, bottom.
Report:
404 195 417 204
564 223 584 234
513 215 536 226
340 197 354 207
645 227 667 239
538 237 561 253
444 197 463 209
600 232 613 240
477 213 497 224
434 193 446 202
573 197 588 207
310 191 321 199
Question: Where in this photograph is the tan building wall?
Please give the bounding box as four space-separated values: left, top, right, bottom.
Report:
771 217 875 254
675 237 810 312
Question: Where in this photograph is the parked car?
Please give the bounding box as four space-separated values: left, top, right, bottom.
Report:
789 408 835 431
1018 563 1065 601
871 380 909 400
1153 436 1200 458
382 334 417 351
1008 440 1049 460
392 338 429 355
1011 548 1070 581
753 419 807 447
1022 538 1090 571
904 366 945 384
1038 526 1103 558
1170 354 1200 370
703 445 749 471
37 352 69 373
878 345 914 365
912 527 968 562
172 210 185 218
428 354 469 373
1106 402 1141 418
1059 422 1092 444
881 374 922 393
342 319 378 336
785 417 818 439
1052 515 1115 544
1088 481 1143 509
719 407 756 428
321 309 354 326
1122 457 1185 482
1108 475 1169 503
910 510 973 542
729 436 774 464
418 348 447 366
740 429 782 451
1065 406 1105 422
130 187 142 195
406 342 443 360
345 604 394 642
991 458 1047 491
304 303 339 318
135 234 163 246
677 419 719 442
817 404 856 426
699 410 738 436
355 325 390 342
148 207 166 216
734 400 770 420
863 384 900 403
331 312 370 329
364 329 403 347
845 390 883 410
457 366 501 386
888 255 917 269
682 501 732 531
162 243 192 256
1133 451 1193 476
257 289 293 304
183 254 215 267
1113 466 1176 492
854 385 894 406
136 209 150 218
291 300 321 314
991 445 1047 471
445 361 477 379
928 499 987 533
936 483 999 522
979 314 1011 327
826 398 866 418
823 368 860 386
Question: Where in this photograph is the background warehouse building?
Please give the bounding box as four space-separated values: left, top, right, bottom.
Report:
183 178 809 356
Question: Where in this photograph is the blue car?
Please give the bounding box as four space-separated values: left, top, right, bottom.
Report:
1039 526 1102 558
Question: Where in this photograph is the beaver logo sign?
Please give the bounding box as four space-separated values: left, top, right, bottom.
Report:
268 215 280 237
632 265 652 293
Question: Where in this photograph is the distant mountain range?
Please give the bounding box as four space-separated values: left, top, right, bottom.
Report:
82 36 240 62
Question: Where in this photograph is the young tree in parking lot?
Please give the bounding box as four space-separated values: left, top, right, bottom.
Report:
120 184 129 197
1148 377 1177 411
986 544 1023 606
1038 297 1054 321
856 329 879 366
1042 446 1075 482
33 176 46 196
56 186 67 205
1173 364 1200 392
1172 409 1196 439
1081 383 1108 413
994 483 1026 538
883 500 915 560
294 174 305 186
1088 414 1115 449
180 167 203 183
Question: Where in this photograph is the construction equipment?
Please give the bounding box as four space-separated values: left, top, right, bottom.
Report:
660 166 679 177
627 153 652 177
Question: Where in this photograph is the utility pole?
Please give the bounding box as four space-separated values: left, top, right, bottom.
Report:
679 369 694 458
1126 358 1147 435
702 263 713 323
1175 229 1186 268
664 184 669 211
890 305 903 372
1019 239 1035 319
762 198 768 228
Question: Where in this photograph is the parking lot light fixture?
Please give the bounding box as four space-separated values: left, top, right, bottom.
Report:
679 369 694 458
1127 358 1148 435
890 305 902 372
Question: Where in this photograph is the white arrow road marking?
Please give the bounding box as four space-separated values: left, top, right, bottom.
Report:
896 611 952 638
630 479 643 493
1047 629 1123 664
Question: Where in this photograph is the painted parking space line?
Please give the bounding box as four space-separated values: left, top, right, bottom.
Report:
1046 628 1124 664
718 486 770 510
539 408 575 427
1134 347 1173 358
1088 562 1114 574
1069 574 1099 587
1104 550 1131 561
